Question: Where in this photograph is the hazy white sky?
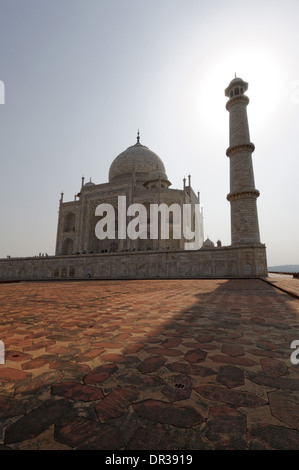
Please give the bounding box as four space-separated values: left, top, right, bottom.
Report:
0 0 298 266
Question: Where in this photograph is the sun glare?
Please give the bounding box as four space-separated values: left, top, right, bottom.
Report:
198 47 284 135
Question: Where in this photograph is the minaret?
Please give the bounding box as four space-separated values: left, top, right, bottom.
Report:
225 76 261 245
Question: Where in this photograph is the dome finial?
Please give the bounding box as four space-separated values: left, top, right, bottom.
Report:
137 129 140 144
235 72 237 78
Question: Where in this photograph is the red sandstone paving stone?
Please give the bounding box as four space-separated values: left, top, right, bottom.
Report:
247 349 283 359
0 396 28 420
117 372 164 390
55 418 125 449
82 330 103 337
250 317 265 323
251 425 299 450
12 329 32 335
121 355 141 366
46 334 73 341
260 358 289 377
225 331 247 339
269 321 293 331
69 338 97 346
5 350 32 362
61 321 80 328
162 338 182 348
4 338 33 349
17 371 64 395
222 344 245 357
216 365 245 388
210 355 257 366
256 339 276 351
217 336 246 344
76 348 105 362
123 343 145 354
268 390 299 429
23 340 56 351
163 331 181 338
100 353 127 363
24 332 46 340
205 405 247 450
133 399 204 428
197 343 218 351
234 338 254 346
0 367 32 383
84 364 118 384
251 326 270 335
247 438 269 450
0 337 19 348
145 347 184 357
143 338 161 345
184 349 207 363
183 342 203 349
95 387 139 421
51 382 104 401
196 335 214 343
126 423 173 450
161 374 194 402
95 342 124 349
45 345 81 355
5 399 71 444
127 420 213 450
49 361 90 375
137 356 167 374
112 333 132 341
21 357 49 370
195 384 267 407
166 362 216 377
20 354 57 369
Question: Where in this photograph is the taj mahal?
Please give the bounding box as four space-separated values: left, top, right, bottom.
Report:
55 130 204 257
0 77 268 280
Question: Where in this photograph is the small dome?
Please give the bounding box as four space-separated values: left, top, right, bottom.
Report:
109 135 166 183
229 76 243 86
144 168 171 189
84 178 95 188
203 238 215 248
225 76 248 97
145 168 170 183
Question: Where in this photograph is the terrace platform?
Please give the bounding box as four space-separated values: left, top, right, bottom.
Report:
0 277 298 450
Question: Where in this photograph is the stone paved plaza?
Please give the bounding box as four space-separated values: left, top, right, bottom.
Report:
0 277 299 450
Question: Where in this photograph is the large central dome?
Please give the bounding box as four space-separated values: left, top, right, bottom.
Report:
109 135 166 183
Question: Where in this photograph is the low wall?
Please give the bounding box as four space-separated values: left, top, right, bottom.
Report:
0 244 268 281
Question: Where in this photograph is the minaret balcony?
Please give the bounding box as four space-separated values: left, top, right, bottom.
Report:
227 189 260 202
225 93 249 111
226 142 255 157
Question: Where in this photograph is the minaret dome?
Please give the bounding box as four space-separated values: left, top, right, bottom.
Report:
225 76 248 98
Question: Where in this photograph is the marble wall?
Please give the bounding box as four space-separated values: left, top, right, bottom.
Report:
0 245 268 281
